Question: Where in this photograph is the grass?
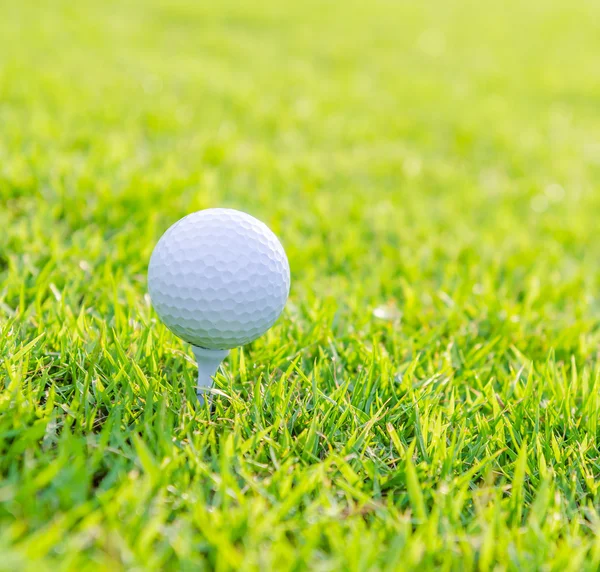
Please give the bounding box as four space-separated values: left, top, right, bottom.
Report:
1 0 600 569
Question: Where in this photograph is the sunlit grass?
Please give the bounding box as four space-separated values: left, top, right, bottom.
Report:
1 0 600 569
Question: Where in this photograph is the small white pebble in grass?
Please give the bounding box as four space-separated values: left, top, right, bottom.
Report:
544 183 565 202
530 194 549 213
373 304 401 322
79 260 92 273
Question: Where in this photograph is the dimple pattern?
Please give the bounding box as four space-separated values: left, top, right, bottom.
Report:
148 208 291 350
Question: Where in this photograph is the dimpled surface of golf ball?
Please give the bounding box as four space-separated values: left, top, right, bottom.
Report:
148 208 290 350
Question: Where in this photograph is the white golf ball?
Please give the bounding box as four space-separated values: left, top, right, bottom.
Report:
148 208 290 350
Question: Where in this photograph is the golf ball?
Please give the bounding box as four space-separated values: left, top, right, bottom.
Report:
148 208 290 350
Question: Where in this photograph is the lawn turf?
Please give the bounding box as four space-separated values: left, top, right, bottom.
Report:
1 0 600 569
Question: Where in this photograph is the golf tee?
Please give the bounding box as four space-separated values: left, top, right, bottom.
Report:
191 346 230 405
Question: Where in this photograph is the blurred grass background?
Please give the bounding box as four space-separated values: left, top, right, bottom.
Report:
1 0 600 569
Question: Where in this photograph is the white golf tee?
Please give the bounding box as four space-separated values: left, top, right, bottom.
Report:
191 346 230 404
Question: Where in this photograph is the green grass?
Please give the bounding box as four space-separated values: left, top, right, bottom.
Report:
1 0 600 569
